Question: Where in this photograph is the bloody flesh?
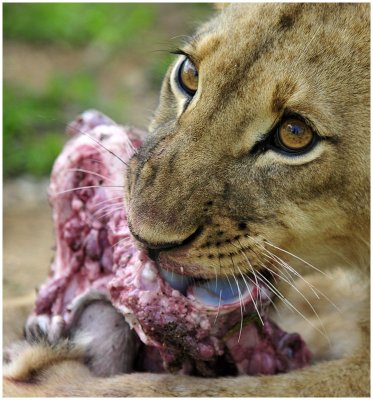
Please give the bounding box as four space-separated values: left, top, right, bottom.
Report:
31 110 311 377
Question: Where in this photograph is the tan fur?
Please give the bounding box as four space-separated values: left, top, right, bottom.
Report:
3 3 370 396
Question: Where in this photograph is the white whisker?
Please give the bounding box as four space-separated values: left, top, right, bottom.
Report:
261 252 295 284
252 238 321 299
214 264 219 292
232 273 244 343
97 205 125 220
56 185 124 195
232 239 263 311
66 168 115 183
266 294 280 315
256 270 330 341
213 289 223 326
224 271 235 297
111 236 131 249
67 122 130 167
122 134 139 155
264 239 330 278
259 262 328 338
93 201 125 217
255 242 341 313
237 265 263 326
263 249 320 299
93 195 124 208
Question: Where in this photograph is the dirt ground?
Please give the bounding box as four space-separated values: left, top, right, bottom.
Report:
3 179 56 346
3 179 54 300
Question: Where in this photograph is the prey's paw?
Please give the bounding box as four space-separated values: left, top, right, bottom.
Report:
25 314 65 345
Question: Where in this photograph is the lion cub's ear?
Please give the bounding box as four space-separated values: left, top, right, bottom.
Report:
215 3 229 11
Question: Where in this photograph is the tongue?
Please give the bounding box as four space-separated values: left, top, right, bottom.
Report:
159 268 193 295
189 277 251 306
159 266 252 307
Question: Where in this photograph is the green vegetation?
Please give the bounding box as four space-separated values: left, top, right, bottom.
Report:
4 4 155 47
4 73 98 177
4 3 211 178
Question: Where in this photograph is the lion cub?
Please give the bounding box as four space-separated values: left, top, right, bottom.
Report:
4 3 369 396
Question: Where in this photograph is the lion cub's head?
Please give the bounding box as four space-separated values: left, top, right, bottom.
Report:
126 3 369 282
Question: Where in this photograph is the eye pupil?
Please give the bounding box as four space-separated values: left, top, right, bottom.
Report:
287 124 303 135
278 118 314 151
178 58 198 95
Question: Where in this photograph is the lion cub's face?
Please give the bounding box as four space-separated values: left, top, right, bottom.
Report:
126 4 369 280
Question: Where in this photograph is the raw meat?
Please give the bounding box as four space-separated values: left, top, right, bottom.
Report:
30 110 311 377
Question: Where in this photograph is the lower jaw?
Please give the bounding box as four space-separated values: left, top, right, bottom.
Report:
157 261 272 314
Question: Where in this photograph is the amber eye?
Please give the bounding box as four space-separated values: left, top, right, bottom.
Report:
177 58 198 96
276 118 315 153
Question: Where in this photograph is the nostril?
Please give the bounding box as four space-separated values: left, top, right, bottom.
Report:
129 224 203 252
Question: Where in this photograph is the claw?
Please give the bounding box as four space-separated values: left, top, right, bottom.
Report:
48 315 65 344
25 314 65 345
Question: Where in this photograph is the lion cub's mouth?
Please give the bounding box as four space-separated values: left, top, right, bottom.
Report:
154 253 272 312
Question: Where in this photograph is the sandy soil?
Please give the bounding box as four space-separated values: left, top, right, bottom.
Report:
3 179 56 346
4 179 54 300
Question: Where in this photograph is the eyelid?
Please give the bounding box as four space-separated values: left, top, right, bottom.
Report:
169 56 194 116
250 113 319 156
172 56 197 98
281 110 318 135
170 48 199 68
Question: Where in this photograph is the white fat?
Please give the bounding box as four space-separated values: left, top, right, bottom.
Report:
200 319 210 330
141 263 157 282
71 197 83 211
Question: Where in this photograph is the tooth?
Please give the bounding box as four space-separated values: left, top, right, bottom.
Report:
159 268 192 295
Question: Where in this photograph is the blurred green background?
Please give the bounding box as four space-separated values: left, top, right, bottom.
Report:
3 3 212 178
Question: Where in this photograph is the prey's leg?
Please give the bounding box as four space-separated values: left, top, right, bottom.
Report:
24 290 140 376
